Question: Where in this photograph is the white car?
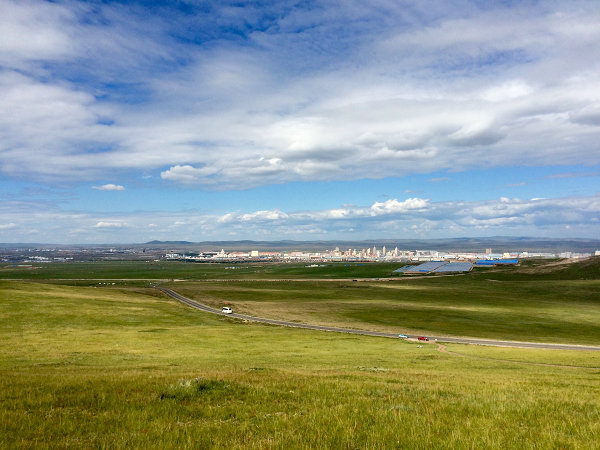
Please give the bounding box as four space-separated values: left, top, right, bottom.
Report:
221 306 233 314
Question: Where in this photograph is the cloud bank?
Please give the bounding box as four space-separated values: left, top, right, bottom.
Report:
1 194 598 243
0 0 598 190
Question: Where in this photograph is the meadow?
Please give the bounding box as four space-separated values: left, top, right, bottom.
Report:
166 275 600 345
0 260 402 281
1 258 599 448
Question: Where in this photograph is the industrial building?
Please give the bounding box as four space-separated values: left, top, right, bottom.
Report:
475 259 519 266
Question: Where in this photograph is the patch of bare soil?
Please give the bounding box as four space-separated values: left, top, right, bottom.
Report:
517 258 589 274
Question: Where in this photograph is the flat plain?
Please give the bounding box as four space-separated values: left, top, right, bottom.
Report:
1 258 599 448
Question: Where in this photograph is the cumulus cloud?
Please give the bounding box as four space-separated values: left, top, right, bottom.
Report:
240 210 289 222
160 165 219 185
215 195 600 237
1 194 598 243
92 184 125 191
220 209 289 223
93 221 127 228
369 198 430 216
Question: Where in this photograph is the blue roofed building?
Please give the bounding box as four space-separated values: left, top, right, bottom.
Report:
475 259 519 266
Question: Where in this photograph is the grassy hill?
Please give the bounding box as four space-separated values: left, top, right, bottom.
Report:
2 258 599 447
2 280 600 448
164 258 600 345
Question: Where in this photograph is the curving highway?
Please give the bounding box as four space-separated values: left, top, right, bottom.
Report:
156 286 600 352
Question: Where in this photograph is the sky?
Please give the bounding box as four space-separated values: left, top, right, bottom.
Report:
0 0 599 244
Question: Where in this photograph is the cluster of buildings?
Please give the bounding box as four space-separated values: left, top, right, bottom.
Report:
163 247 597 263
2 244 596 264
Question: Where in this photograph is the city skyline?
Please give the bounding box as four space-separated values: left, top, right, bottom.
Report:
1 1 599 243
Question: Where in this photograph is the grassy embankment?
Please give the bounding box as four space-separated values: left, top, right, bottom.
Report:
2 280 600 448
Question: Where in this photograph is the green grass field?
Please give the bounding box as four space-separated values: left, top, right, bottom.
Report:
1 256 597 282
1 258 599 447
166 275 600 345
0 260 403 281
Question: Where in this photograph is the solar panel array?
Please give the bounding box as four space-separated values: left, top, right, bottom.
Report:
432 262 473 273
402 261 447 273
394 261 474 274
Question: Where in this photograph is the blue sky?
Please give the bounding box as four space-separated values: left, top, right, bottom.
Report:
0 0 599 243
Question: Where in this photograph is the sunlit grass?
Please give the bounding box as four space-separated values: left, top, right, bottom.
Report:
2 280 600 448
166 277 600 344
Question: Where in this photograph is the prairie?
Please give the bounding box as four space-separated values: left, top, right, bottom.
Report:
2 278 600 448
165 275 600 345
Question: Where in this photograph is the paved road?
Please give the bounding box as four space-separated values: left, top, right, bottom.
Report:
157 286 600 351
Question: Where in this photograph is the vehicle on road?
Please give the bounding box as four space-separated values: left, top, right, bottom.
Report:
398 334 408 339
221 307 233 314
417 336 429 341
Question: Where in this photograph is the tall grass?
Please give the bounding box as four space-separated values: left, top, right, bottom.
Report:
2 280 600 448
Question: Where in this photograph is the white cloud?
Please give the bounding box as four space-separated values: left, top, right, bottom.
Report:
160 165 219 185
92 184 125 191
220 209 289 223
0 223 17 230
321 209 351 220
369 198 430 216
239 210 289 222
93 221 127 228
0 0 76 68
482 80 533 103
